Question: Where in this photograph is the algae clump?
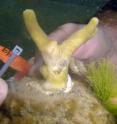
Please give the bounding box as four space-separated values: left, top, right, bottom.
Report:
87 59 117 116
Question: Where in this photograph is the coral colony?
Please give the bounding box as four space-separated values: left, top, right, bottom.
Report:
23 9 98 93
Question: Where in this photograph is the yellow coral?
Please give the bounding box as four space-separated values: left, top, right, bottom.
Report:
23 9 99 90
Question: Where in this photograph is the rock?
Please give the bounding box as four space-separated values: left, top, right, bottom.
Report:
0 77 115 124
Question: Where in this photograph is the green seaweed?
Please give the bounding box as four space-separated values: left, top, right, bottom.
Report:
87 59 117 115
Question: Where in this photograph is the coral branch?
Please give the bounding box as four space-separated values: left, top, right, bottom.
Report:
23 9 50 51
60 17 99 57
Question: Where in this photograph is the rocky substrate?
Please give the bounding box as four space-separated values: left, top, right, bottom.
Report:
0 77 115 124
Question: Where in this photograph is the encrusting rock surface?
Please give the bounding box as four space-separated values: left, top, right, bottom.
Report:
0 76 115 124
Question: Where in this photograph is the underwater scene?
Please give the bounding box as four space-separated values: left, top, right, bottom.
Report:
0 0 117 124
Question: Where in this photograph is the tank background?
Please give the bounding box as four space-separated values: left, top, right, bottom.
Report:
0 0 109 78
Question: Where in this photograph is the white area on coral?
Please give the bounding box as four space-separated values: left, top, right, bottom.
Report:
63 74 73 93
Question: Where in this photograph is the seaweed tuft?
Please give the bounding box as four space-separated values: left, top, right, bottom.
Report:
87 59 117 103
